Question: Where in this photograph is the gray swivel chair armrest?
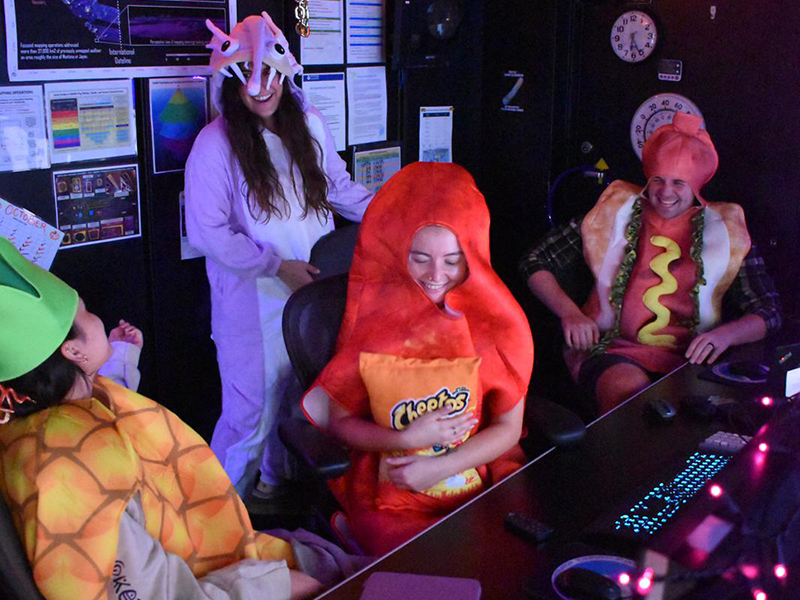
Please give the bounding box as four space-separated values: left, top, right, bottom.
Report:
527 396 586 447
278 417 351 479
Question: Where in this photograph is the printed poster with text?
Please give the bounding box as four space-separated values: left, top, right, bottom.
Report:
53 164 141 249
45 80 137 164
4 0 235 81
149 77 208 173
0 85 49 172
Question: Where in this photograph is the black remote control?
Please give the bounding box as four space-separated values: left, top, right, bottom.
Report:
504 512 553 544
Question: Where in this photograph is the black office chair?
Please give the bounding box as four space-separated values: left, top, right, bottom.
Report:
279 273 352 480
310 224 359 280
0 493 46 600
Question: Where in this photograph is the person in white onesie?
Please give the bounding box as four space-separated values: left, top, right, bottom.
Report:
185 13 372 500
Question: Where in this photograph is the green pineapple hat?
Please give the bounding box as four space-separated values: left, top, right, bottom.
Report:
0 236 78 381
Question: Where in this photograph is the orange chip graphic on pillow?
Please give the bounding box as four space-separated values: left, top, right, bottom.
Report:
359 352 484 511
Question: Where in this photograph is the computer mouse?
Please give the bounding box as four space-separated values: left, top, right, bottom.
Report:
726 360 768 381
553 567 622 600
647 397 676 421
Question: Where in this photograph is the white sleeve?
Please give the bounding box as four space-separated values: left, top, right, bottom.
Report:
110 497 292 600
306 107 373 223
98 341 141 392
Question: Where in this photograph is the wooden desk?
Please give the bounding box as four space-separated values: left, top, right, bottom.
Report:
320 358 773 599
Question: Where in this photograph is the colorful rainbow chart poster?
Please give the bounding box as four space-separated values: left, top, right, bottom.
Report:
44 80 137 164
149 77 208 174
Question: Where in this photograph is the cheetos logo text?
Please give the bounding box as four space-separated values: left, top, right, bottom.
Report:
390 387 470 430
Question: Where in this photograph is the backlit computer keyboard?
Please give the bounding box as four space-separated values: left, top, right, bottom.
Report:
613 432 746 536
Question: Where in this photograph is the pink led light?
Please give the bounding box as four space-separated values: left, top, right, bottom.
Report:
758 442 769 452
709 484 723 498
741 564 759 579
636 569 654 594
774 564 788 579
753 589 767 600
761 396 774 406
618 572 631 585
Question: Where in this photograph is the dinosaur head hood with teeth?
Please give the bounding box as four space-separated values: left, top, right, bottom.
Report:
206 12 306 113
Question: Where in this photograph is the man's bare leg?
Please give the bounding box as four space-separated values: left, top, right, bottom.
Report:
594 362 651 415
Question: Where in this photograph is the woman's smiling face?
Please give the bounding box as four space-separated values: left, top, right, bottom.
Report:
238 63 284 128
407 225 468 306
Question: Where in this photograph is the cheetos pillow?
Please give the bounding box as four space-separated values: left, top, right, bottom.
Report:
359 352 485 512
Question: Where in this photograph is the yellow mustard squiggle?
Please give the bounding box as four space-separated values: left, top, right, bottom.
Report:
638 235 680 347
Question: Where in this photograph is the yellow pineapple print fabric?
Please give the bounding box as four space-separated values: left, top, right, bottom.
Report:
0 377 294 600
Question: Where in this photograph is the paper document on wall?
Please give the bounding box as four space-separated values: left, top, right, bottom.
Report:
419 106 453 163
303 73 346 151
0 196 64 269
0 85 49 172
346 0 384 64
301 0 344 65
346 66 387 145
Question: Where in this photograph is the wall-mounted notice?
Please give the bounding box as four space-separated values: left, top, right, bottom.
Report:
353 144 401 194
0 196 64 269
53 164 141 249
301 0 344 65
303 73 346 151
346 66 387 145
45 80 137 164
149 77 208 174
346 0 384 64
0 85 49 173
4 0 234 82
419 106 453 163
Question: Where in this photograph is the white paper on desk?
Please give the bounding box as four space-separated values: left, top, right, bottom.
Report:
0 196 63 270
301 0 344 65
0 85 49 173
346 0 384 64
303 73 346 151
346 66 387 145
44 80 137 164
419 106 453 163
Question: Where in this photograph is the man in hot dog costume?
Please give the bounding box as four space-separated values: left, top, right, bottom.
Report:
520 113 781 414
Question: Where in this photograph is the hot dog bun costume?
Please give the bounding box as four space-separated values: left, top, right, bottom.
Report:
303 162 534 555
0 238 294 600
577 113 751 373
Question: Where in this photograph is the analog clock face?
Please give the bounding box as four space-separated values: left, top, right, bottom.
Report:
630 93 705 159
611 11 657 63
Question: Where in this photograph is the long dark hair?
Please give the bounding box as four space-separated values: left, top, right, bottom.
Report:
1 325 87 418
221 73 332 222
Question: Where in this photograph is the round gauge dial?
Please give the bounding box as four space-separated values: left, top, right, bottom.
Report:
611 11 657 63
630 93 705 160
427 0 463 40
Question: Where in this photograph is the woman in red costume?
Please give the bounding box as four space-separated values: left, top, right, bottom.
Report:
302 162 534 556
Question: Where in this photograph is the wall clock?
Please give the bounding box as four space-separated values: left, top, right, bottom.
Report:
611 11 658 63
630 93 705 159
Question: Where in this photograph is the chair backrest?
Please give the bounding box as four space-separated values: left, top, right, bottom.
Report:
309 225 359 280
0 493 46 600
282 273 349 390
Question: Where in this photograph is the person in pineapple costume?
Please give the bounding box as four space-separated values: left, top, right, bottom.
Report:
0 236 366 600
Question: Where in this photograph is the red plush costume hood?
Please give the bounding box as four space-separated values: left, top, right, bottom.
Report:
315 161 533 421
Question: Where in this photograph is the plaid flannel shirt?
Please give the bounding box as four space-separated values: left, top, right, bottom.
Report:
519 217 782 334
